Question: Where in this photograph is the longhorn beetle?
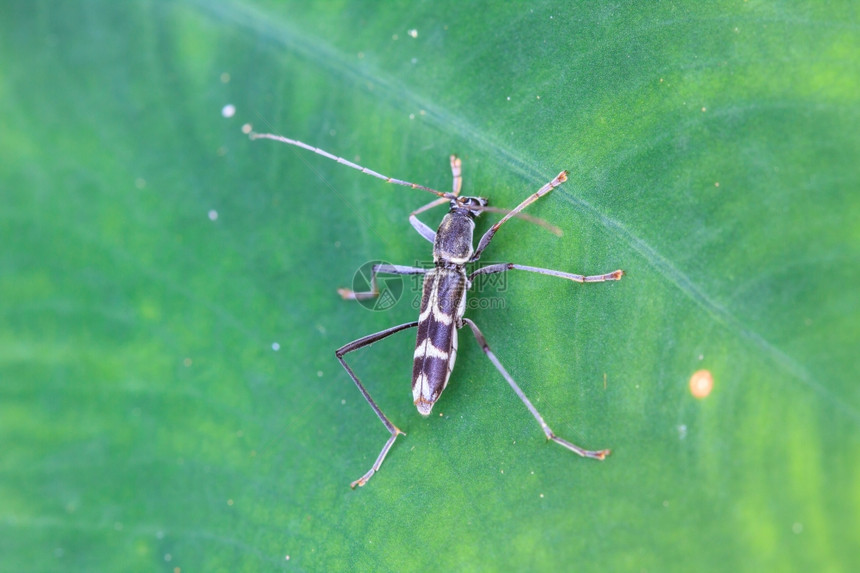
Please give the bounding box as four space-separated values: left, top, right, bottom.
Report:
251 131 624 488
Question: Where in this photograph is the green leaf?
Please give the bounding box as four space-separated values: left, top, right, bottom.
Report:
2 1 858 571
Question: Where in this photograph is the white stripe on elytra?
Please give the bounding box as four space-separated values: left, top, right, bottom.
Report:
448 334 458 373
417 296 454 325
418 300 454 325
432 304 453 325
413 372 432 412
413 338 449 360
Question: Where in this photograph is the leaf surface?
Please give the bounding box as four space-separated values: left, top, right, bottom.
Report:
1 1 858 571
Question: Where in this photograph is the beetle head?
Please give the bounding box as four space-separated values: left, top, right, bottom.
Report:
450 195 488 218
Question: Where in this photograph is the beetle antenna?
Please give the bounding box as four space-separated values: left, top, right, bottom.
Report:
250 131 449 198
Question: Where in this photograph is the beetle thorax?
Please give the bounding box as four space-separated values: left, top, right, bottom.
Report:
433 211 475 265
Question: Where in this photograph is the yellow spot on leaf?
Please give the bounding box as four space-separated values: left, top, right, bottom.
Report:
689 369 714 399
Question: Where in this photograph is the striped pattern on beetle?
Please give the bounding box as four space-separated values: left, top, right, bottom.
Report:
250 130 624 489
412 196 485 414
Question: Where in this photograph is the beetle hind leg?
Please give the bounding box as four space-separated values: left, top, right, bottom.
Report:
335 321 420 487
462 318 610 460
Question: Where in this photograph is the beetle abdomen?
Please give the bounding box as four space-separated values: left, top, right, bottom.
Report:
412 267 467 415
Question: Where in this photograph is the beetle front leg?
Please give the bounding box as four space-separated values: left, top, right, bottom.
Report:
472 171 568 261
406 155 463 243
